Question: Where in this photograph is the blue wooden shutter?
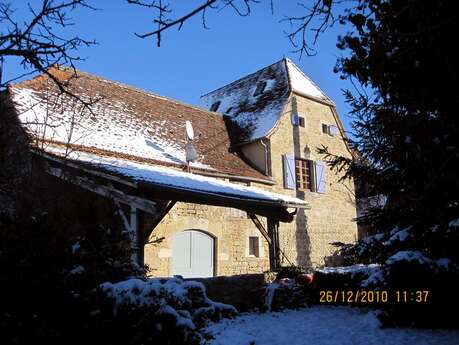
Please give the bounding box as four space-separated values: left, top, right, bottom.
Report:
291 113 299 126
315 161 326 193
283 154 296 189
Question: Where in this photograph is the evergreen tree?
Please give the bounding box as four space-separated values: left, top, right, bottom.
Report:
317 0 458 230
308 0 459 326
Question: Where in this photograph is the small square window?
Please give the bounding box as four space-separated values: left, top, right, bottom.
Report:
248 236 259 257
322 123 329 134
299 117 305 127
329 125 338 136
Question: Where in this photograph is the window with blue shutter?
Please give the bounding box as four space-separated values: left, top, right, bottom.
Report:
314 161 327 193
283 154 296 189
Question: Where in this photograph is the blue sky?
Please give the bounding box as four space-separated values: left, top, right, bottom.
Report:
4 1 354 131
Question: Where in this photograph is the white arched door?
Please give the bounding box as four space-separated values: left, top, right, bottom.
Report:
171 230 214 278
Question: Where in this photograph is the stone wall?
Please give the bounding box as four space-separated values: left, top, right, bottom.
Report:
144 202 271 277
189 273 275 312
268 94 358 267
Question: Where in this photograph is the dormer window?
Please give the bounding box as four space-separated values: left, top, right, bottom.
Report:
253 81 267 97
210 101 221 112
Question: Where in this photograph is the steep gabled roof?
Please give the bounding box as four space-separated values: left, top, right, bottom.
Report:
201 58 334 144
9 67 269 182
201 60 290 145
285 58 333 104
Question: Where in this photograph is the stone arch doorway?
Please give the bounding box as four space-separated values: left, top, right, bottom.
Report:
171 230 215 278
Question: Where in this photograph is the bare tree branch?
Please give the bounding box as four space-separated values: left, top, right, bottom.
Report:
281 0 341 57
132 0 217 46
128 0 262 46
0 0 96 92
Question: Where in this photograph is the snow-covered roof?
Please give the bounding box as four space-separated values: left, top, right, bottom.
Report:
201 58 333 144
285 59 331 102
9 67 268 181
201 60 290 144
42 144 308 209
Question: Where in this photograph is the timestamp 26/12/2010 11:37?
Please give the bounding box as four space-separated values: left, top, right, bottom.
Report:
319 290 431 304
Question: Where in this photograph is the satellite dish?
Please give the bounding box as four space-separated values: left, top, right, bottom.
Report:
185 121 194 141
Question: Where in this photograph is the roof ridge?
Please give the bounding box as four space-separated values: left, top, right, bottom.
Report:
200 58 286 98
77 70 224 117
13 66 223 118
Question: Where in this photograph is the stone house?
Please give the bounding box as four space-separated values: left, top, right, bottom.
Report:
2 58 357 278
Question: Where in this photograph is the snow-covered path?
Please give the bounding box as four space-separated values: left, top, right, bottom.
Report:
204 306 459 345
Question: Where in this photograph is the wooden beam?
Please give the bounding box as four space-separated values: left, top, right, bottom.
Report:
112 200 140 265
140 200 177 244
267 218 280 270
130 205 139 264
249 214 283 271
114 199 132 232
47 166 158 214
248 213 271 245
37 151 138 188
138 181 298 222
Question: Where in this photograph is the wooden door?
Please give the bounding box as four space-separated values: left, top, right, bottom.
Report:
172 230 214 278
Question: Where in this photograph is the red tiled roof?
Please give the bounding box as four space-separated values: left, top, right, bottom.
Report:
10 67 270 182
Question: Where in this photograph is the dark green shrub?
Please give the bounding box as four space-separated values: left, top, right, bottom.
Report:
275 265 305 279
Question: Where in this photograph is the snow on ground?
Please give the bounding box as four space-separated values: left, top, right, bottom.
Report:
204 306 459 345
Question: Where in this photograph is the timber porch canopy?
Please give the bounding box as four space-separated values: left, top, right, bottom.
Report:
39 147 309 270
